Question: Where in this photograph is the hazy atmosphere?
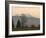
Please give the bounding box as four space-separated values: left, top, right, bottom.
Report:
12 5 40 31
12 6 40 18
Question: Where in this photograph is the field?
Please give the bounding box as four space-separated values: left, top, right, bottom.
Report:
12 25 40 31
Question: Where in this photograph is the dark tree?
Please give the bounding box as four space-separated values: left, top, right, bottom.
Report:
38 24 40 29
12 19 14 28
31 25 35 28
16 19 21 28
12 19 14 31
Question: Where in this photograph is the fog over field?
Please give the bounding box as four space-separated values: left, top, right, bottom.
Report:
12 14 40 28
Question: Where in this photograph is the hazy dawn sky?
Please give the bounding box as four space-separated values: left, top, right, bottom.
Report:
11 5 42 18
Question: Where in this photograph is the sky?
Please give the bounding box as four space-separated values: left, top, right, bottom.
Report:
11 4 43 18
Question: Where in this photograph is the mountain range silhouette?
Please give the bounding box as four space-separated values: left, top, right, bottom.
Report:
12 14 40 28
